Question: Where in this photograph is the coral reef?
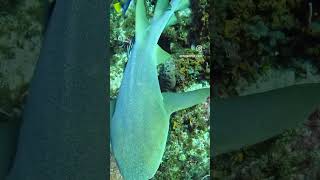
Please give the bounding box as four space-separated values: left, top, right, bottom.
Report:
154 99 210 179
213 0 320 96
213 0 320 178
0 0 43 119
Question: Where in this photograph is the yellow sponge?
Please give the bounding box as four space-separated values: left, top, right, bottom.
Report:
113 2 122 13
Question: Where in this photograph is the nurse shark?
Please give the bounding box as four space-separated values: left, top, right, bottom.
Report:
110 0 210 179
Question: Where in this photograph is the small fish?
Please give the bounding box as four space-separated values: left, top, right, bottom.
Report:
113 1 122 13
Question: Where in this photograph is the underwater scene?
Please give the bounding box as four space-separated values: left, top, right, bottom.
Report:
1 0 320 179
110 0 210 179
0 0 42 117
212 0 320 179
0 0 52 179
0 0 210 179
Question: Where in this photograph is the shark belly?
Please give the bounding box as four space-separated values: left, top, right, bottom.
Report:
111 67 170 179
111 95 169 179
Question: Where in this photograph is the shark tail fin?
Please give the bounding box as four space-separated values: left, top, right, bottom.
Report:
154 0 169 19
135 0 149 43
162 88 210 115
153 0 188 29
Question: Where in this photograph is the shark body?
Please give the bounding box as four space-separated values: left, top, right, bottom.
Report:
5 1 108 179
111 0 209 179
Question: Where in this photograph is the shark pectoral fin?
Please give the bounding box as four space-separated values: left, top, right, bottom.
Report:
135 0 149 43
212 83 320 156
162 88 210 114
154 0 169 19
156 45 171 65
110 98 116 119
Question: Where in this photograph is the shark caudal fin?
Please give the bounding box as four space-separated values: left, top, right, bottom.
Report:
153 0 189 24
134 0 191 65
162 88 210 115
135 0 149 43
153 0 178 28
153 0 191 65
153 0 169 19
